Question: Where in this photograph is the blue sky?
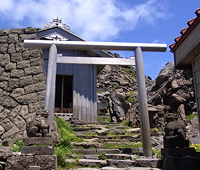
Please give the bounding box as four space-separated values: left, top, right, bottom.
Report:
0 0 199 79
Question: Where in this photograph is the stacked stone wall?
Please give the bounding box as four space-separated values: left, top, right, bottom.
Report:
0 27 47 144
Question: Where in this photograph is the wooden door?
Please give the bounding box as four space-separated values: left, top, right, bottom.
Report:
55 75 73 113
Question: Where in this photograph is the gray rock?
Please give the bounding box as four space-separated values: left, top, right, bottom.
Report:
15 42 26 53
76 168 100 170
109 127 125 135
29 166 40 170
24 82 46 94
1 118 14 131
102 167 126 170
0 66 4 75
170 93 186 103
7 44 17 55
0 54 10 67
9 105 21 119
21 146 54 155
155 62 174 87
0 125 5 135
1 44 8 53
11 69 24 78
78 159 107 167
2 29 10 35
10 88 25 98
8 34 19 43
126 128 141 133
17 60 30 69
10 53 22 62
6 154 57 170
13 116 26 130
11 28 24 34
0 108 10 120
19 33 37 41
0 36 8 43
136 158 161 168
20 75 33 87
24 66 43 75
15 93 38 104
97 149 120 154
5 62 16 71
1 125 20 141
9 78 20 89
177 104 186 121
0 146 13 159
107 159 135 168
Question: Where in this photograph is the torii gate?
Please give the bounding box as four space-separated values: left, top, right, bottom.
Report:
24 40 167 157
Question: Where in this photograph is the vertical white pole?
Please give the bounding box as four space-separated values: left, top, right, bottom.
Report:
45 44 57 132
135 47 152 157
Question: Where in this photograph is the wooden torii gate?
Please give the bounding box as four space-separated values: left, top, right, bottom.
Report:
24 40 167 157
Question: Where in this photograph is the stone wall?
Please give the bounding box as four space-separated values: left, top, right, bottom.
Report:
0 27 47 144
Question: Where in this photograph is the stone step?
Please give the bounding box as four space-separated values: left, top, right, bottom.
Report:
75 131 98 137
99 138 140 143
76 134 98 139
74 149 97 155
97 149 121 154
101 167 161 170
75 168 101 170
119 148 143 155
76 134 141 140
105 154 132 160
73 127 101 131
72 142 102 148
135 158 162 168
72 141 141 149
98 135 140 140
107 159 135 168
74 149 120 155
101 142 141 148
84 138 99 143
74 167 161 170
78 159 107 167
68 153 132 160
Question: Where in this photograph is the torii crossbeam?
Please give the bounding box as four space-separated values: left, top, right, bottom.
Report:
24 40 167 157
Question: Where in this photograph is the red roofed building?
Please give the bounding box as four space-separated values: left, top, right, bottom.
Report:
170 8 200 133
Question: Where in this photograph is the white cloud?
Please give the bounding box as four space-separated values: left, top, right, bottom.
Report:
0 0 167 41
0 0 14 11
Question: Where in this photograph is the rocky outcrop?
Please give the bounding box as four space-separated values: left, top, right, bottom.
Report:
97 61 197 139
97 64 133 121
97 55 154 122
128 62 196 131
0 28 59 144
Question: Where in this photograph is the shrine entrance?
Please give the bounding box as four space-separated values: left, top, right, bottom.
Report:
55 75 73 114
24 39 167 157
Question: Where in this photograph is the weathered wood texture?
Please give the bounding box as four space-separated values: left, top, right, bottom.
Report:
44 49 97 123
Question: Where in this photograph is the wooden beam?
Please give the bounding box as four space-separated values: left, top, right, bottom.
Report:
57 56 135 66
24 40 167 52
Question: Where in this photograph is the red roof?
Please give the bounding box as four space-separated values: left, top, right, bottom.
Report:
170 8 200 52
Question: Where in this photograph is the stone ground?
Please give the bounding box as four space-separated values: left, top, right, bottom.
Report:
64 114 162 170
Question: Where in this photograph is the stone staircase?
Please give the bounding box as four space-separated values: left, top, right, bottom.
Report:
65 117 162 170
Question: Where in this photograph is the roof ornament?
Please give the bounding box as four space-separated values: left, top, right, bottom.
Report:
44 17 70 31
